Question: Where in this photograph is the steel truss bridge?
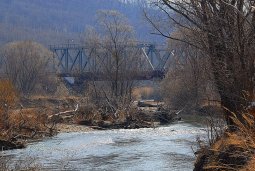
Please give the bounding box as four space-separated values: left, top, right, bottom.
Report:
49 43 171 84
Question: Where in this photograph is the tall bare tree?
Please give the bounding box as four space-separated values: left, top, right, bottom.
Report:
97 10 137 98
147 0 255 125
81 10 139 113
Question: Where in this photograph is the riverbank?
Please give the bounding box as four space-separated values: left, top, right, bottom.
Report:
0 97 179 151
194 111 255 171
56 123 94 133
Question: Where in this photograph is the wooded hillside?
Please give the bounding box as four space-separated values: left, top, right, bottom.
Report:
0 0 161 45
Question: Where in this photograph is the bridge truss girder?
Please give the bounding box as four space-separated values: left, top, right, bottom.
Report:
49 43 171 81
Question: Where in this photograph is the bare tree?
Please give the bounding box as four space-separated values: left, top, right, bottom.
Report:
1 40 51 95
147 0 255 125
81 10 139 116
161 29 216 111
97 10 137 98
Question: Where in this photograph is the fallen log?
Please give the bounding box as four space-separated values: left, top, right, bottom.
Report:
48 104 79 119
89 126 107 130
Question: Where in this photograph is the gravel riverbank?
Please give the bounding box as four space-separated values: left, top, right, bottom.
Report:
56 124 94 133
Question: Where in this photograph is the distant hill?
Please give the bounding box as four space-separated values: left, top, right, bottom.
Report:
0 0 165 46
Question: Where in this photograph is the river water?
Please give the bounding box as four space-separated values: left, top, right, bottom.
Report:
2 122 206 171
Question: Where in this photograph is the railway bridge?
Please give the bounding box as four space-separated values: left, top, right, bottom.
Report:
49 43 172 85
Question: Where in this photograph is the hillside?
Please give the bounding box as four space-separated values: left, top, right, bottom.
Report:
0 0 163 46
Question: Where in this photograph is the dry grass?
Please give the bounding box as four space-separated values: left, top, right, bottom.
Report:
195 109 255 171
0 80 17 129
74 109 102 124
9 108 48 135
241 155 255 171
0 107 56 145
132 86 154 100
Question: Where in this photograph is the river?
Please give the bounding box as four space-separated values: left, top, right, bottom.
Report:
1 121 206 171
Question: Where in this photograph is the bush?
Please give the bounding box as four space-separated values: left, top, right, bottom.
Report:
1 40 51 95
0 80 17 129
194 112 255 170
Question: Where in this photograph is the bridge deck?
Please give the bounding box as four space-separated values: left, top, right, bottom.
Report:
59 70 165 81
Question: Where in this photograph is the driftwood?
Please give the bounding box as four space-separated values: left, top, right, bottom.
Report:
48 104 79 119
89 126 107 130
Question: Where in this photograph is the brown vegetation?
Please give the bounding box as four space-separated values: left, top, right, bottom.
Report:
132 86 155 100
159 33 221 116
73 100 178 130
0 108 56 150
195 111 255 171
148 0 255 126
0 80 17 130
0 80 58 150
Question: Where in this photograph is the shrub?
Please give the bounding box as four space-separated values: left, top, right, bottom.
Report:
0 80 17 129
